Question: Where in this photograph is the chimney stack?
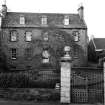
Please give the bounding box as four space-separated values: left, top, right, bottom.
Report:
1 0 7 18
2 0 6 5
0 15 2 29
78 4 84 20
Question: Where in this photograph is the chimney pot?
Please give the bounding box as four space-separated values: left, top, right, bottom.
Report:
1 4 7 18
78 5 84 20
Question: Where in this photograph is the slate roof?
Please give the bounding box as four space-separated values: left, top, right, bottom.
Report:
93 38 105 49
2 12 87 28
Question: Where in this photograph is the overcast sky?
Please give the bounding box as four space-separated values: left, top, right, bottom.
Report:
0 0 105 38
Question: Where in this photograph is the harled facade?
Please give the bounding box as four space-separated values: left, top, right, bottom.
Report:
0 4 88 71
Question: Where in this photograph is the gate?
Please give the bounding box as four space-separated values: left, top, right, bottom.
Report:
71 67 104 104
0 66 104 104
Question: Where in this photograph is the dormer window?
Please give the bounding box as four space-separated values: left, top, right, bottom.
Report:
73 31 80 42
10 30 17 42
64 15 69 25
20 15 25 25
41 15 47 25
25 31 32 42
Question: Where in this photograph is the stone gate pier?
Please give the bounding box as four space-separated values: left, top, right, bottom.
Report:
60 46 72 103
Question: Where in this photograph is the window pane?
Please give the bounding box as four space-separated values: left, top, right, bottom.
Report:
25 48 32 59
11 48 16 59
42 50 50 63
74 35 79 41
26 32 32 41
74 47 78 58
64 16 69 25
0 17 2 27
42 50 50 58
73 31 79 42
10 31 17 41
20 16 25 24
41 16 47 25
42 58 49 63
43 32 48 41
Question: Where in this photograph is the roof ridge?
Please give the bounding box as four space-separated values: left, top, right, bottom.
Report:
2 12 87 28
94 38 105 39
7 12 79 15
93 38 105 50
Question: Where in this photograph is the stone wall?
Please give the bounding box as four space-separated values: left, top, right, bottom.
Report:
0 27 87 71
0 67 103 103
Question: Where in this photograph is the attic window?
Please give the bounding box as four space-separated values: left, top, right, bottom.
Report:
64 15 70 25
41 15 47 25
20 15 25 25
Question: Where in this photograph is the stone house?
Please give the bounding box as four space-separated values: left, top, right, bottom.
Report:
88 37 105 66
0 3 88 71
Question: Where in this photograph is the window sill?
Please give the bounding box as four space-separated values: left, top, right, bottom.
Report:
73 57 78 59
